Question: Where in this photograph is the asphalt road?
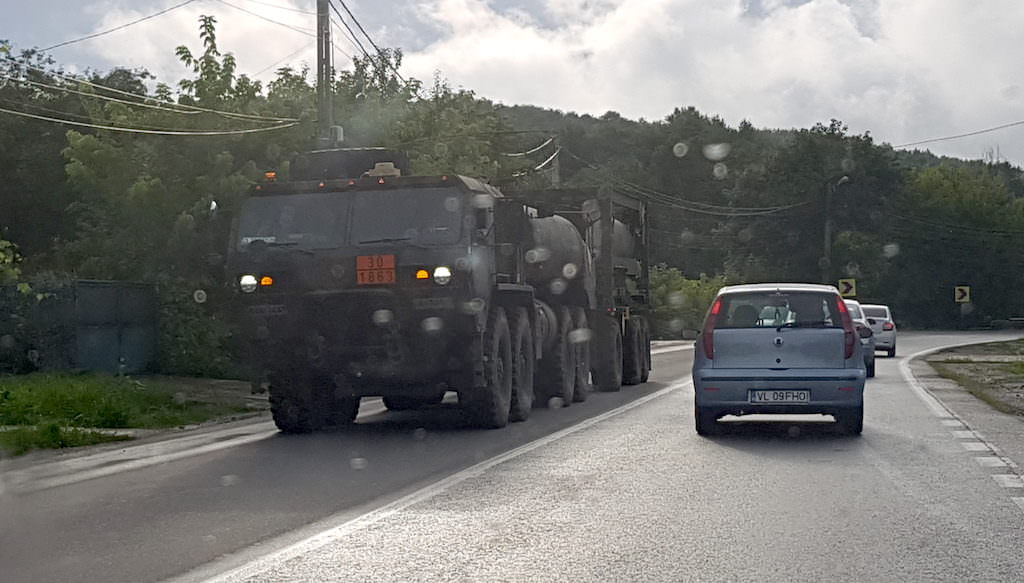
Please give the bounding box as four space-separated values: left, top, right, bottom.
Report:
3 332 1024 583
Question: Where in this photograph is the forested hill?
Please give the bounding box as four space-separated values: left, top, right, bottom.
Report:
2 21 1023 334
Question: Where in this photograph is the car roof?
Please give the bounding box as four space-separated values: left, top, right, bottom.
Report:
718 283 840 295
843 299 862 305
859 303 890 311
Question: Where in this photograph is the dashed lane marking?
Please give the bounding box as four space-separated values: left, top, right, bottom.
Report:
991 475 1024 488
976 457 1008 468
961 441 991 452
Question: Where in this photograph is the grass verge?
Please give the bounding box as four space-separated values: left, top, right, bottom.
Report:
929 337 1024 417
0 424 133 456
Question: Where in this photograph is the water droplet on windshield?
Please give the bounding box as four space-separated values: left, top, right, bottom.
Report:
882 243 900 258
569 328 593 344
422 317 444 333
203 534 217 544
525 247 551 264
713 162 729 180
549 278 568 295
703 143 731 161
461 298 486 315
562 263 578 279
547 396 566 409
372 309 394 326
672 142 689 158
844 262 861 277
413 427 427 441
220 474 240 487
349 457 368 470
668 292 685 307
669 318 684 332
787 426 801 438
679 229 696 244
737 227 752 242
444 196 460 212
173 392 187 406
841 157 856 173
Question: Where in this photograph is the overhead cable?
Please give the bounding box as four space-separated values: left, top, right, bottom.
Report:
894 119 1024 148
332 0 407 83
502 136 554 157
328 2 371 58
41 0 197 51
214 0 315 36
0 105 298 135
253 41 316 76
0 73 202 116
236 0 315 14
2 57 299 122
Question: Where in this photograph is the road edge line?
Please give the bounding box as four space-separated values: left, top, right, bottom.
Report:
187 379 691 583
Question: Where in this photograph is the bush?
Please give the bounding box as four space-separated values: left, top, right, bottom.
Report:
156 278 233 377
649 265 726 339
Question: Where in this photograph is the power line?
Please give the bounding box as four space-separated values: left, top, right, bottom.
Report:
894 119 1024 148
214 0 315 37
502 136 555 157
253 41 316 76
328 3 370 59
235 0 315 14
41 0 197 51
0 105 298 135
1 73 203 117
3 57 299 122
331 0 407 83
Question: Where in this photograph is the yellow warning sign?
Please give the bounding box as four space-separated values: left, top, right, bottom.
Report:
838 278 857 298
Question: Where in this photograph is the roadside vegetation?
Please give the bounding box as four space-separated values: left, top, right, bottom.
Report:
929 339 1024 417
0 373 257 455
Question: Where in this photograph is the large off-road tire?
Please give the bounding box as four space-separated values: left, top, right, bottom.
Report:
836 405 864 436
323 396 361 427
571 306 592 403
638 317 651 383
268 373 321 433
464 307 513 429
695 406 719 437
509 307 535 422
383 392 444 411
592 314 623 392
538 305 577 407
622 318 643 386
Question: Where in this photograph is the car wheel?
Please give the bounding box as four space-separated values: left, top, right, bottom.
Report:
836 406 863 436
695 406 719 436
887 346 896 358
866 359 876 378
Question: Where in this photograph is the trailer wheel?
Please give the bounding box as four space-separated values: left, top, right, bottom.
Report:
591 314 623 392
571 306 591 403
638 317 651 383
538 305 577 407
464 307 513 429
622 318 643 386
268 373 319 433
509 307 535 422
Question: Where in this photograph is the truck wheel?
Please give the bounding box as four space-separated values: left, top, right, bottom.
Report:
464 307 513 429
323 396 361 427
638 317 651 383
592 314 623 392
509 307 535 422
571 306 591 403
622 319 643 386
268 374 319 434
538 305 577 407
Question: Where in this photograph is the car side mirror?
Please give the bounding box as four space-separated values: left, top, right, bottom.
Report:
858 326 874 338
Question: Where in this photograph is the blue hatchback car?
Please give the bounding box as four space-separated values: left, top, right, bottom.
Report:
692 283 867 435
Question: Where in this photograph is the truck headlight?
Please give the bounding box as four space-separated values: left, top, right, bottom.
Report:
433 266 452 285
239 274 258 293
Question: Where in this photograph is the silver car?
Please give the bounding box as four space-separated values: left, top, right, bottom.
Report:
844 299 876 378
860 304 896 357
692 283 867 436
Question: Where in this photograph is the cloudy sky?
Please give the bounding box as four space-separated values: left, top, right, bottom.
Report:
6 0 1024 165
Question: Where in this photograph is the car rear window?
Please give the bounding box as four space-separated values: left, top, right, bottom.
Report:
717 291 842 329
862 307 889 318
845 301 864 319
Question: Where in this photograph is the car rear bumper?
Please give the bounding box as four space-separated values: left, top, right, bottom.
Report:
873 332 896 348
693 368 865 415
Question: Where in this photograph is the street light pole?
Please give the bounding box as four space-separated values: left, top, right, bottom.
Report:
822 175 849 285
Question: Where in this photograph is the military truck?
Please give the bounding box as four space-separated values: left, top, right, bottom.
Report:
227 148 652 432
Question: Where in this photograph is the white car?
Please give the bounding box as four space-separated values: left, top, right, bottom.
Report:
860 304 896 357
844 300 876 378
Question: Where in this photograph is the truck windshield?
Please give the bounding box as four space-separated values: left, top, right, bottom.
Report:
350 187 464 246
237 192 351 250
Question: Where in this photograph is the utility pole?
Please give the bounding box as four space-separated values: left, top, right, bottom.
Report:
316 0 333 149
821 175 849 284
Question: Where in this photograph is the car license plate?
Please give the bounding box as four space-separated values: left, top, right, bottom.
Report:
749 390 810 404
356 255 396 285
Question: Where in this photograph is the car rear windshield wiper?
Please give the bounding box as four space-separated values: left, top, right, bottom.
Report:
357 236 428 248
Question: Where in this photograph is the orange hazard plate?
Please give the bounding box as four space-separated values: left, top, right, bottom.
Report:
356 255 396 285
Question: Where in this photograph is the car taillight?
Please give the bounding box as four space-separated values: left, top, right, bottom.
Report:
835 296 856 359
702 297 722 359
883 322 895 331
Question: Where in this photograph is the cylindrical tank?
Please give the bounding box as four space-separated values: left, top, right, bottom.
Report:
525 216 589 289
591 219 636 259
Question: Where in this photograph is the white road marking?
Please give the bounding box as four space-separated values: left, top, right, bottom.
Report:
941 419 964 427
976 457 1008 468
899 345 961 418
1013 498 1024 512
961 441 990 452
952 430 979 439
189 379 693 583
651 344 694 356
991 475 1024 488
